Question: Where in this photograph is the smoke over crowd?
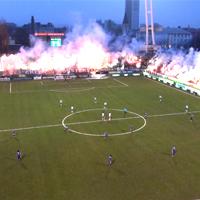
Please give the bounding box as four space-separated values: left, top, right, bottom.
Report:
146 48 200 88
0 23 141 75
1 22 200 89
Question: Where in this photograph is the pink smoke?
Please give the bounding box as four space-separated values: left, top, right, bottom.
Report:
147 48 200 88
0 23 141 75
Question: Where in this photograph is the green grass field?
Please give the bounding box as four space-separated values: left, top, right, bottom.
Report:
0 77 200 200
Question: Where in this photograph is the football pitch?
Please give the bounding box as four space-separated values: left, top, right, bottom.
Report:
0 77 200 200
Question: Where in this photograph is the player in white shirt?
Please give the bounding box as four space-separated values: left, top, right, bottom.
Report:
102 112 105 121
103 102 107 110
159 95 163 102
185 105 189 112
108 112 112 121
94 97 97 104
59 99 63 107
71 106 74 113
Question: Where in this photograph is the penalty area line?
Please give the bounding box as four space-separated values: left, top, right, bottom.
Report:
113 78 128 87
49 87 95 93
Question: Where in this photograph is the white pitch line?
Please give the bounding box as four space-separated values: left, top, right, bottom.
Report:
49 87 95 93
113 78 128 87
12 85 126 94
9 82 12 94
0 117 136 133
149 110 200 118
66 110 200 125
62 108 146 137
107 85 127 88
12 87 95 94
0 124 61 133
68 110 200 125
0 110 200 133
67 116 138 125
86 79 92 83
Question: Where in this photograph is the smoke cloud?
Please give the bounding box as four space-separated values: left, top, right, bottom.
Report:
0 22 141 75
147 48 200 87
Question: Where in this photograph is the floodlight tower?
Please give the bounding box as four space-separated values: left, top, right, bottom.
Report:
145 0 155 52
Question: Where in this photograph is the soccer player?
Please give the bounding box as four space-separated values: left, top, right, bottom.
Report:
102 112 105 121
144 112 148 119
16 150 21 160
159 95 163 102
103 131 108 139
190 113 194 122
94 97 97 104
185 105 189 112
64 125 69 132
12 129 16 137
107 154 113 166
171 145 176 157
71 106 74 113
103 102 107 110
59 99 63 107
129 125 134 132
123 107 128 117
108 112 112 121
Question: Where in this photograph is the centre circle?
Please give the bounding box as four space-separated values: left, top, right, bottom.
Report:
62 108 146 137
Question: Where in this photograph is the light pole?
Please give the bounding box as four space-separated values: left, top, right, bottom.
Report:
145 0 156 52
